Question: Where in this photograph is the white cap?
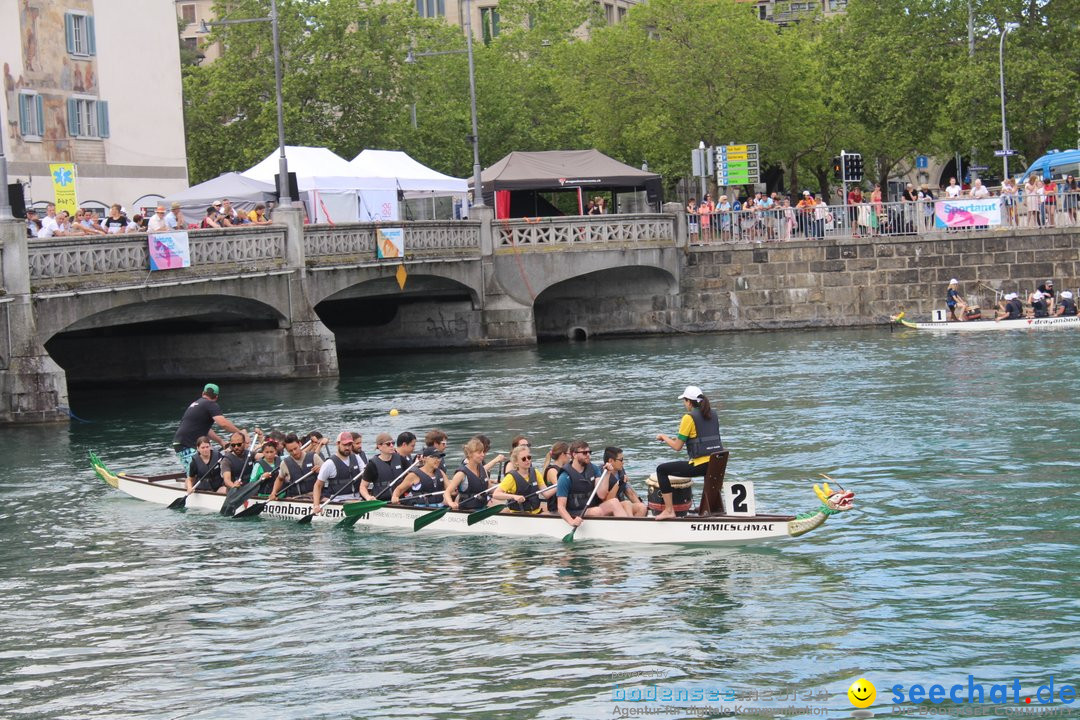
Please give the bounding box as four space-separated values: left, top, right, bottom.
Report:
1031 290 1043 300
1005 292 1018 300
678 385 704 402
1061 291 1073 299
949 278 959 285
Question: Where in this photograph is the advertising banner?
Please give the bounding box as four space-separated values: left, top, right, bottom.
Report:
49 163 78 215
376 227 404 259
148 231 192 271
934 198 1001 228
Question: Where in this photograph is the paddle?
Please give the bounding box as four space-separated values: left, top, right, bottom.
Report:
334 459 420 528
562 469 609 543
167 453 226 510
217 434 261 516
232 468 316 519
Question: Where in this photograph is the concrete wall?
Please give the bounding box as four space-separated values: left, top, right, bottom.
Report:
674 229 1080 330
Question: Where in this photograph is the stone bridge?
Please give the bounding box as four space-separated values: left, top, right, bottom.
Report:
0 207 683 422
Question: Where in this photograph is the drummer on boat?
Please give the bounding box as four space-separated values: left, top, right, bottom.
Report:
654 385 725 520
946 279 968 322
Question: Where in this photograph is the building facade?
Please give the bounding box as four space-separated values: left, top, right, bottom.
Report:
176 0 221 63
415 0 640 41
735 0 846 25
1 0 188 211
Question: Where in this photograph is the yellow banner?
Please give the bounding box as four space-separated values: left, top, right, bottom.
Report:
724 152 749 161
49 163 78 216
724 145 748 153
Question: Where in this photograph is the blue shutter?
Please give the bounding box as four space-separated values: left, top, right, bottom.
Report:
67 98 79 136
35 94 44 136
86 15 97 55
96 101 109 138
18 94 30 136
65 13 76 54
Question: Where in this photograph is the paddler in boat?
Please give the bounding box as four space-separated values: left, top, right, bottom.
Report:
654 385 725 520
221 430 261 489
1029 289 1050 318
542 442 570 514
995 292 1024 321
423 428 451 479
946 279 968 321
249 439 282 496
350 432 369 466
1055 290 1077 316
395 432 418 465
185 436 227 494
359 432 408 501
556 441 626 528
268 433 323 498
492 444 552 514
391 446 446 507
604 446 647 517
312 431 363 514
172 382 243 473
443 437 503 510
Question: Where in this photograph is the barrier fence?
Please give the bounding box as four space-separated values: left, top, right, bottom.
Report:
687 191 1080 244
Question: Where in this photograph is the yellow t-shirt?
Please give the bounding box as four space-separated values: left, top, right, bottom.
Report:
677 413 710 466
498 469 547 514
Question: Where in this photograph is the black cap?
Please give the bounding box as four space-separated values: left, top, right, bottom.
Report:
420 446 445 459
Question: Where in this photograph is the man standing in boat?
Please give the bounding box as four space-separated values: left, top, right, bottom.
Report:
312 432 362 514
654 386 725 519
172 383 243 474
946 279 968 322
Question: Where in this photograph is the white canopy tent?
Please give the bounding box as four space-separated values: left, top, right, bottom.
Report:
349 149 468 219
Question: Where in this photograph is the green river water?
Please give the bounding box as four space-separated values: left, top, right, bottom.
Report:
0 328 1077 720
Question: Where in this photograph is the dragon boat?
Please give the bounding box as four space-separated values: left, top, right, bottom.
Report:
90 452 855 546
891 310 1080 332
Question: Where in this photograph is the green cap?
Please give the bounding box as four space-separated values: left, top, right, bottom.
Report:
203 383 220 396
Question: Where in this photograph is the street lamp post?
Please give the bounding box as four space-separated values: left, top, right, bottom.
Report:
998 25 1014 180
200 0 290 204
406 0 485 208
0 137 10 220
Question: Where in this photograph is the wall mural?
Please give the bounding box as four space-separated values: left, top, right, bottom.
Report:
7 0 99 162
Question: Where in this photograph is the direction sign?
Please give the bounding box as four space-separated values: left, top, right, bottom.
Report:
993 149 1017 157
716 143 760 185
969 165 989 171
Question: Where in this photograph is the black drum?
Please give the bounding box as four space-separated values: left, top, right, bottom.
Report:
645 474 694 517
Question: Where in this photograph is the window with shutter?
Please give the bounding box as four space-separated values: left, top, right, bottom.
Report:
67 98 79 136
17 92 44 139
97 101 110 138
65 12 96 56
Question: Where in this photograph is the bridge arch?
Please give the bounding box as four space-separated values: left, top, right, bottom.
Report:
533 264 679 341
43 294 292 386
312 272 482 352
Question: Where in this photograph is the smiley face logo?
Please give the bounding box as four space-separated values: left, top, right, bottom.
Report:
848 678 876 708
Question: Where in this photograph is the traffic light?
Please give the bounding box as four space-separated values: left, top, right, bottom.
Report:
842 152 863 182
832 156 843 180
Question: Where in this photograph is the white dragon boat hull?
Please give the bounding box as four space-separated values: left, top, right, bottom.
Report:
92 460 853 546
895 313 1080 332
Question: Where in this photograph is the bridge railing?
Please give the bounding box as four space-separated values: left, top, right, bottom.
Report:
304 221 482 266
27 227 287 289
494 214 677 249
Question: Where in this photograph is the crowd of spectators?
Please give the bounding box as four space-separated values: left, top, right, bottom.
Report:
25 198 275 239
685 173 1080 244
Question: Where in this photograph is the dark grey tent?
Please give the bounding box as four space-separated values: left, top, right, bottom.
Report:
163 172 276 226
478 150 662 218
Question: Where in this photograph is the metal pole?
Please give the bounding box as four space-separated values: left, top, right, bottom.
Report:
270 0 290 204
464 0 484 207
0 144 10 220
999 26 1011 180
967 0 978 185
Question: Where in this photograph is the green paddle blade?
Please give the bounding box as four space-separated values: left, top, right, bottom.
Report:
336 513 365 529
220 482 262 517
412 506 450 532
342 500 388 517
562 528 577 543
466 504 507 526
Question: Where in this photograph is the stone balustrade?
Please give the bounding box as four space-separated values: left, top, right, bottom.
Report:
494 214 676 250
